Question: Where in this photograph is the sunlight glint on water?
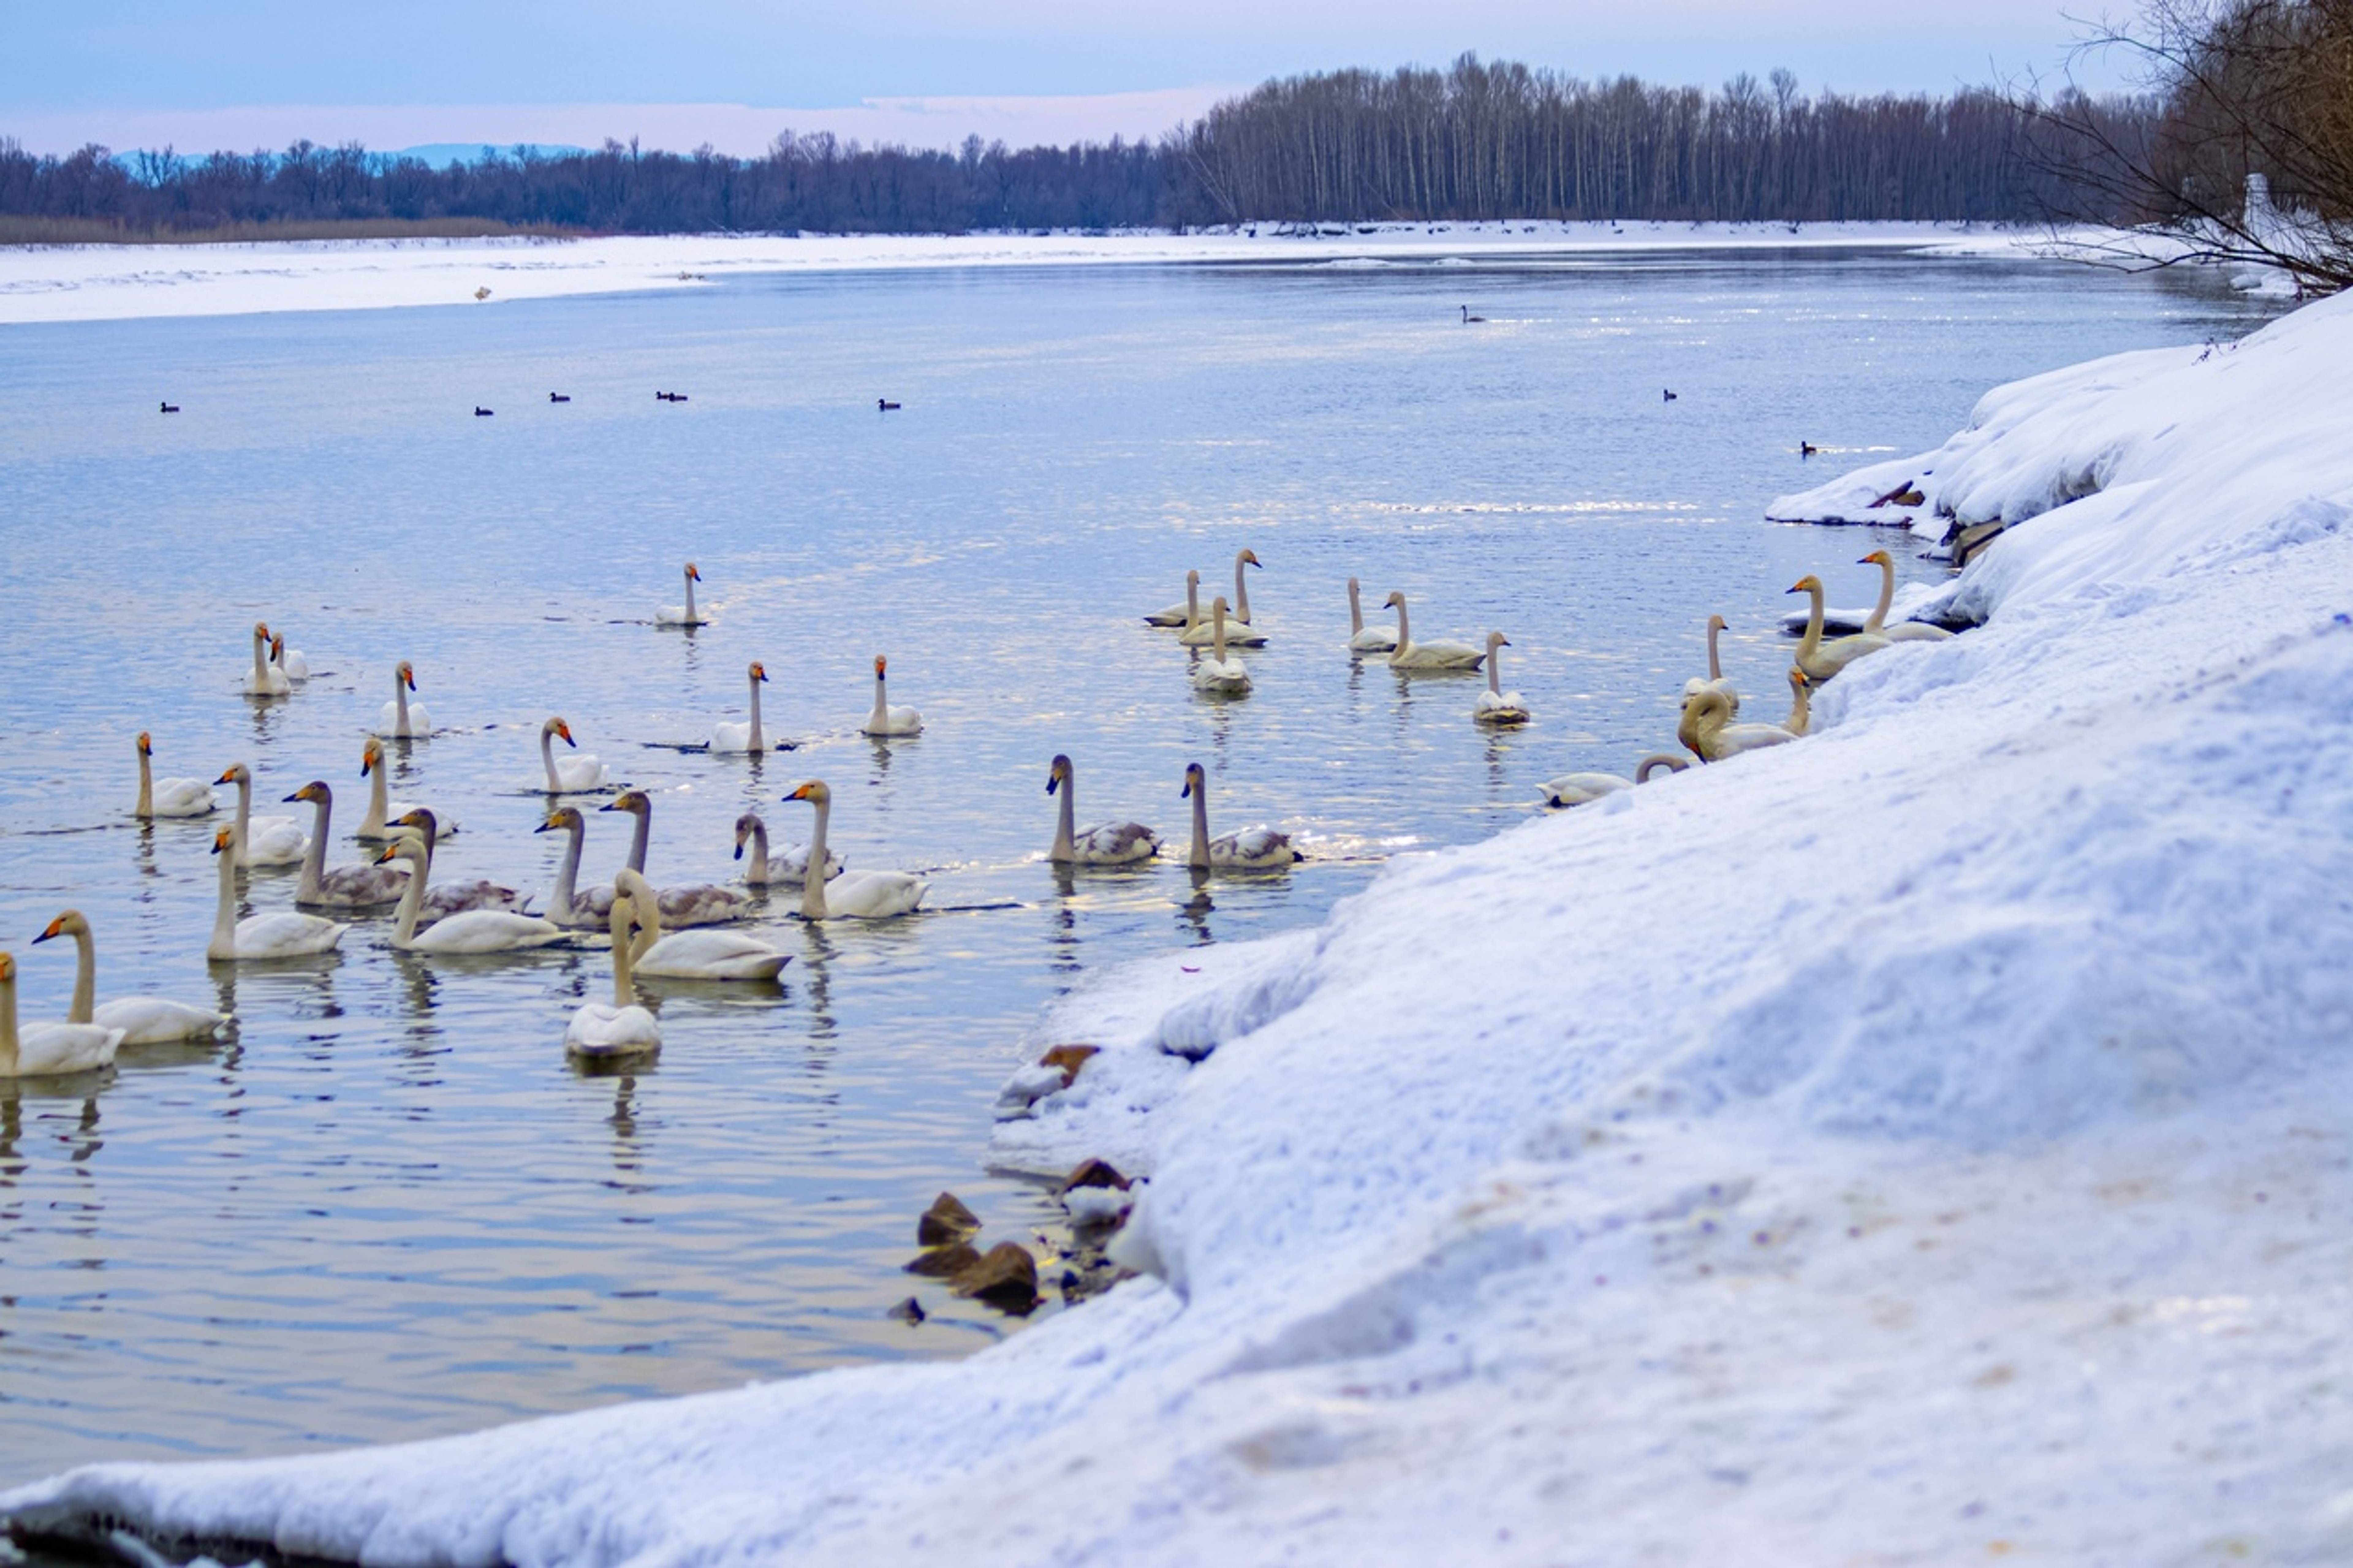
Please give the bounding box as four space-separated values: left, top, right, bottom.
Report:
0 250 2273 1481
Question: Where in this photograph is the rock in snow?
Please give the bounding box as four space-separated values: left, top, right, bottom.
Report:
9 291 2353 1566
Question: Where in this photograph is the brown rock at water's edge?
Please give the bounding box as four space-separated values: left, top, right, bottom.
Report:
1063 1158 1131 1193
1040 1044 1100 1086
918 1191 981 1247
951 1242 1040 1308
906 1242 982 1278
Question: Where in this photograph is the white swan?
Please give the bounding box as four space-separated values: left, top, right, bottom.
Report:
1047 754 1159 866
594 791 752 926
1179 554 1269 646
539 716 610 793
1788 575 1892 682
1181 762 1301 870
1682 614 1741 713
1190 598 1254 695
357 738 459 840
214 763 308 867
0 952 123 1078
374 661 434 739
1144 570 1201 628
615 869 790 980
376 837 563 953
133 732 216 819
1472 632 1531 724
286 783 410 908
34 911 227 1044
242 622 289 699
386 809 524 921
862 655 924 737
1382 592 1486 671
1680 670 1811 762
207 828 346 960
734 811 842 887
565 892 661 1060
711 661 772 753
1859 549 1957 643
1347 576 1396 653
271 631 310 682
1538 753 1686 808
783 781 929 919
655 561 707 627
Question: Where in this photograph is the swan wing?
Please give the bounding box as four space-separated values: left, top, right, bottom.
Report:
410 911 564 953
92 996 228 1045
13 1022 125 1077
710 721 755 753
768 843 846 885
828 871 928 918
1879 622 1954 643
1075 821 1160 864
153 778 219 816
655 884 753 927
551 754 609 792
566 1002 661 1055
1348 627 1397 652
1212 826 1300 868
231 912 347 956
637 929 791 980
420 881 527 921
241 821 310 865
1539 772 1632 806
313 862 412 907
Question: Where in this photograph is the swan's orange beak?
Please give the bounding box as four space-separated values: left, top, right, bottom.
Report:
403 666 417 690
874 656 886 676
555 721 575 745
687 563 700 580
138 732 152 753
212 829 232 855
752 663 768 683
785 783 815 802
374 844 400 865
214 767 237 784
35 916 65 943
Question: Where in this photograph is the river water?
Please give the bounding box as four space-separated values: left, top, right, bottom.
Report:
0 245 2272 1482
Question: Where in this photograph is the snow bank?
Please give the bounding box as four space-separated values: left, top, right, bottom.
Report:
0 222 2033 325
11 294 2353 1567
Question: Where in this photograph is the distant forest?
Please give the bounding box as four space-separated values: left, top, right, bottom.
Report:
1 56 2159 238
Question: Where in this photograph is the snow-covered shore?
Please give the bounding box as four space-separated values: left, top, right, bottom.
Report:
9 289 2353 1566
0 221 2058 326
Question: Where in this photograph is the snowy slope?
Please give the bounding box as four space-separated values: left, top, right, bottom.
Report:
9 295 2353 1567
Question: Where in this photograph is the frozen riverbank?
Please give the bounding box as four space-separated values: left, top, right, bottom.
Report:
1 221 2057 325
8 287 2353 1566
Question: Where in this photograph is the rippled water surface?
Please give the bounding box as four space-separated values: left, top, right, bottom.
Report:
0 248 2273 1482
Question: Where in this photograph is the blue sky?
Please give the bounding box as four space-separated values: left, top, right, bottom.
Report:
5 0 2121 154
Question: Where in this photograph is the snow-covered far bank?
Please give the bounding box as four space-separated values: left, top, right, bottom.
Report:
2 221 2082 326
10 290 2353 1567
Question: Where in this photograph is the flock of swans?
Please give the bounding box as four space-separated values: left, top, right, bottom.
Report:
1 546 1953 1081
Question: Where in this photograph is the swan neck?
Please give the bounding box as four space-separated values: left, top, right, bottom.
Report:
252 632 269 683
393 671 410 733
1188 783 1210 870
210 836 240 957
136 746 154 816
1707 620 1724 681
540 726 558 790
1392 598 1411 654
365 756 389 833
1233 557 1251 621
549 817 583 919
1052 777 1076 862
296 794 331 902
1788 680 1812 736
747 821 771 882
748 673 764 751
1487 645 1502 697
1635 753 1688 783
1212 602 1228 662
1347 580 1364 634
70 926 96 1025
0 968 16 1074
391 850 425 946
800 801 831 919
628 808 650 874
610 897 637 1004
684 570 697 623
1798 584 1825 658
869 670 888 731
619 871 663 960
1866 558 1894 633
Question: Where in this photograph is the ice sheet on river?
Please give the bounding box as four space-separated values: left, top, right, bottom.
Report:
9 289 2353 1565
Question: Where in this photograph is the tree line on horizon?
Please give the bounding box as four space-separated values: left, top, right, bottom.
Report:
1 55 2166 237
